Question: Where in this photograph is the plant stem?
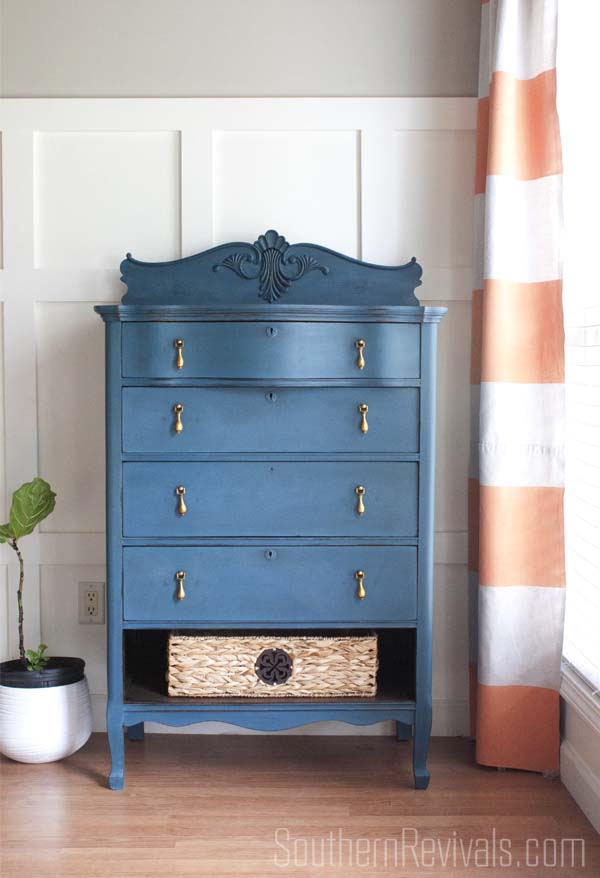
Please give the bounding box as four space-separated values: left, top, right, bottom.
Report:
11 539 25 665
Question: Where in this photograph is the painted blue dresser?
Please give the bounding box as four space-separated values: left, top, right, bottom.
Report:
95 230 446 790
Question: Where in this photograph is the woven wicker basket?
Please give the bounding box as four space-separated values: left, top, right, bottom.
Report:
167 632 378 697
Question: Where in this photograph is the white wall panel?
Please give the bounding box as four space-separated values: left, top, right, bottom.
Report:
33 131 181 268
0 134 4 268
0 302 6 658
0 303 6 520
392 130 476 268
0 567 9 662
432 300 472 534
35 303 105 533
213 130 359 255
0 98 476 735
40 565 107 695
433 563 470 704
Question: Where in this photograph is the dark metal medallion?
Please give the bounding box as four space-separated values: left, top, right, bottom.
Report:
254 648 293 685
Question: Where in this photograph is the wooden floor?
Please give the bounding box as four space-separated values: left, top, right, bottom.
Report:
1 734 598 877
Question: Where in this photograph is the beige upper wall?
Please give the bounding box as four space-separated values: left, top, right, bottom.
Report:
1 0 480 97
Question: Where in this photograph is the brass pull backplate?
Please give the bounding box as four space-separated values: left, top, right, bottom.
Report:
355 485 365 515
355 339 366 370
174 339 184 370
355 569 366 600
173 403 184 434
175 570 186 601
358 403 369 434
176 485 187 516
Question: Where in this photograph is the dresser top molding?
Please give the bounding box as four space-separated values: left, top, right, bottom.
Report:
95 229 446 323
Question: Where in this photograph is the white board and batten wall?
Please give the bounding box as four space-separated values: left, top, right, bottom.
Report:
0 96 477 734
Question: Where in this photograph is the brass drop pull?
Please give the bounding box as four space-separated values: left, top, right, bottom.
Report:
358 403 369 434
355 485 365 515
355 339 366 370
175 570 186 601
355 569 366 600
176 485 187 516
174 339 184 370
173 403 184 434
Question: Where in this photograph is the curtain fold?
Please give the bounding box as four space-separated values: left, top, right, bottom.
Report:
469 0 565 773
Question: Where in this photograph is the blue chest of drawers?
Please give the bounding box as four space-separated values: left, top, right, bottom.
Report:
96 230 445 790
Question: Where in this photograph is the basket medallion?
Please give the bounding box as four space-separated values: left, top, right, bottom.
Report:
255 648 293 685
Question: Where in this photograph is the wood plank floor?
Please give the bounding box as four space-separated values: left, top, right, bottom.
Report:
1 734 598 877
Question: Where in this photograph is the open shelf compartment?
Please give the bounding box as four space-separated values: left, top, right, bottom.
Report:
123 628 416 706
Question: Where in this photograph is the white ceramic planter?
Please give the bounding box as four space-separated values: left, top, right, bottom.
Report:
0 677 93 763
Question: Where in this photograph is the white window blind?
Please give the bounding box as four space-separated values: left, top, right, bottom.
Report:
558 2 600 693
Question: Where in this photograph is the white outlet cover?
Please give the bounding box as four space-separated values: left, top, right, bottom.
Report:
78 581 105 625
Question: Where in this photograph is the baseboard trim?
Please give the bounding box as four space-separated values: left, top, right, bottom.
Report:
560 666 600 833
90 694 469 736
560 740 600 834
561 665 600 732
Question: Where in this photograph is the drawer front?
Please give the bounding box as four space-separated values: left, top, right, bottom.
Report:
123 546 417 623
122 387 419 454
122 322 420 379
123 461 418 537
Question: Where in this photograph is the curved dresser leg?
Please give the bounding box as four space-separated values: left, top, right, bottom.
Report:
396 721 412 742
107 710 125 790
412 708 432 790
127 722 145 742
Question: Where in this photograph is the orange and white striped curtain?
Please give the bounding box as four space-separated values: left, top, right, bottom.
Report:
469 0 564 773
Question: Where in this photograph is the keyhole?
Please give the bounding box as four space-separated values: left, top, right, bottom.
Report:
265 391 277 402
264 549 277 561
266 326 278 337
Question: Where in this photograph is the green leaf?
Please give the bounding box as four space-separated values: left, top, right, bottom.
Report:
9 478 56 540
0 523 14 544
25 643 50 671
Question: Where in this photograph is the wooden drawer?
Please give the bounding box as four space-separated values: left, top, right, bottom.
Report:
122 461 418 537
123 546 417 623
122 387 419 454
122 321 420 379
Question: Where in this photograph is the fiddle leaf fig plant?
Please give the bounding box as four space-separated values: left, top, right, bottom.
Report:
25 643 49 671
0 478 57 667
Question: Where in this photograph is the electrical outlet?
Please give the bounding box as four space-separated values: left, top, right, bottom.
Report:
78 581 105 625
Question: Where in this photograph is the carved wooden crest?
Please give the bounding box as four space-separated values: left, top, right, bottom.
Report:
118 229 423 307
213 229 329 303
